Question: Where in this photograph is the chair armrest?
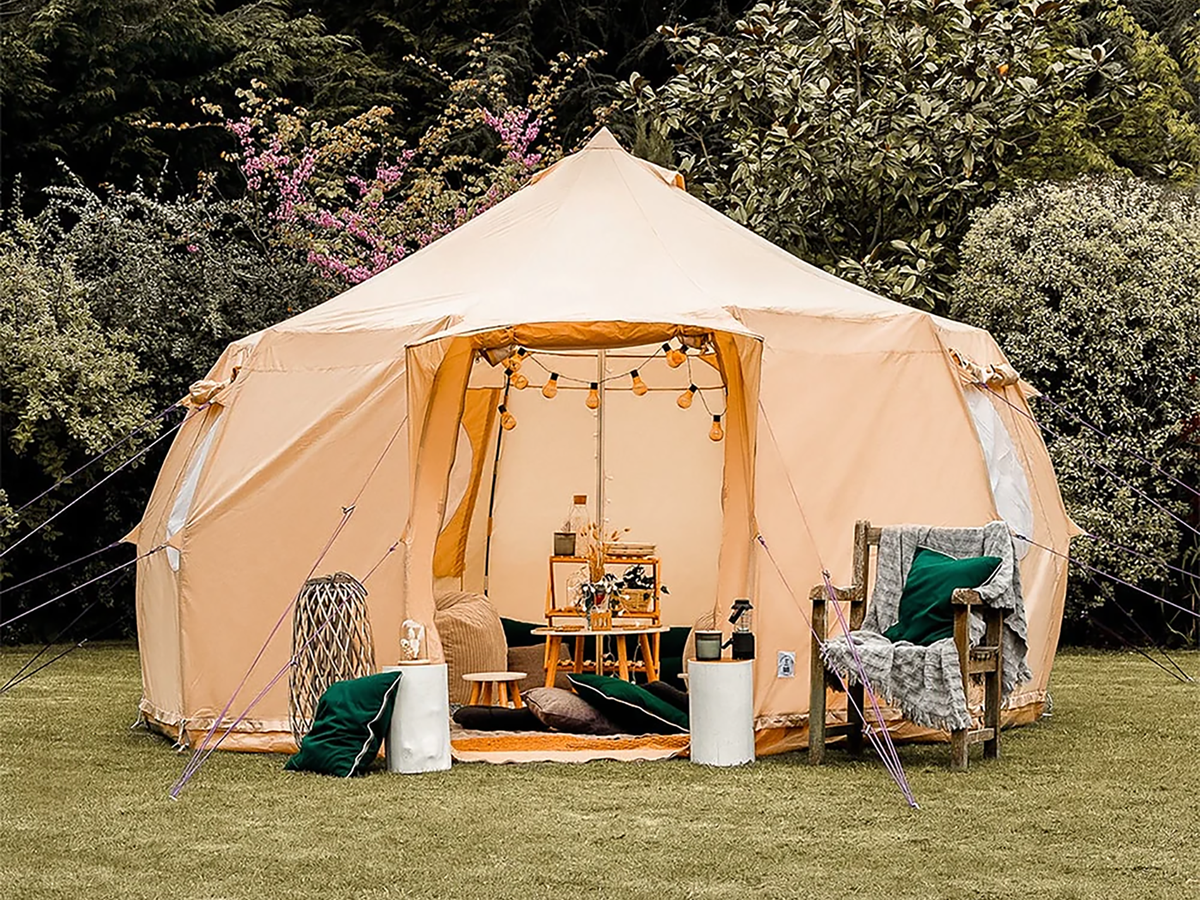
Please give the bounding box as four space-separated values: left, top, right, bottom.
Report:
809 584 859 604
951 588 1010 618
950 588 982 606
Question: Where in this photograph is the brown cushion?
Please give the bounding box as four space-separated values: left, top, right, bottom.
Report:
434 591 506 704
507 644 572 693
523 687 622 735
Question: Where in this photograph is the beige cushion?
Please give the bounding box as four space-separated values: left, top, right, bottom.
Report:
434 591 506 704
523 687 621 735
507 644 572 693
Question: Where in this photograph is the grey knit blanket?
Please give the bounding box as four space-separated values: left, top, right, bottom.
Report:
820 522 1032 731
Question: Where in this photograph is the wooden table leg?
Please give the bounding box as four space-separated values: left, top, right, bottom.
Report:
497 681 509 708
639 633 660 683
481 682 492 706
545 636 562 688
574 636 586 674
595 635 604 677
511 684 523 709
616 635 630 681
468 681 481 705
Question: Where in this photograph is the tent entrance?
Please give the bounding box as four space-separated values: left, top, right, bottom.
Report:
442 341 729 628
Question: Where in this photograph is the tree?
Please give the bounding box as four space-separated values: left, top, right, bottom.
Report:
208 40 602 284
0 176 333 638
623 0 1126 310
949 176 1200 638
0 0 387 201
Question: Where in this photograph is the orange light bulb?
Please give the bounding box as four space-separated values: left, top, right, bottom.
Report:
586 382 600 410
630 369 648 396
666 347 687 368
677 384 697 409
499 404 516 431
512 371 529 390
709 415 724 442
504 355 522 373
542 373 559 399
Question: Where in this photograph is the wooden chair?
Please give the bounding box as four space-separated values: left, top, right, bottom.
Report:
808 520 1006 770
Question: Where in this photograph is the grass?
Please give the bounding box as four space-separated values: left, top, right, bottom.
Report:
1 644 1198 900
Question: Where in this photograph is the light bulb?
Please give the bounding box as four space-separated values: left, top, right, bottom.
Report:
542 373 559 399
512 371 529 390
677 384 697 409
709 415 724 442
667 340 686 369
499 404 516 431
586 382 600 410
504 354 522 373
630 369 648 396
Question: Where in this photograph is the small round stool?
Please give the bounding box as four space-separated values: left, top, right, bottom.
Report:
462 671 526 708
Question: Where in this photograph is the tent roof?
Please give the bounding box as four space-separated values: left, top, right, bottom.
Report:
275 128 932 342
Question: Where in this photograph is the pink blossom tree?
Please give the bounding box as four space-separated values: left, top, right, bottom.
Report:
208 40 604 284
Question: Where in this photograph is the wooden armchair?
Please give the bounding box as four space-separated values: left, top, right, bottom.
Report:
808 520 1006 770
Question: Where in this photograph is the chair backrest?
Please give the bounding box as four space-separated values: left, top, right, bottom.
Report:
846 520 882 631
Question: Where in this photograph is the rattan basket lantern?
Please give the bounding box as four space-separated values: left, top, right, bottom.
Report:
289 572 375 746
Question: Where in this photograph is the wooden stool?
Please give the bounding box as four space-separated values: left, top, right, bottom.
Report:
462 671 526 708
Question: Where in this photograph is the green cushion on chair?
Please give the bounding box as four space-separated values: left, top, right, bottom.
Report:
567 673 689 734
284 671 401 777
883 548 1002 646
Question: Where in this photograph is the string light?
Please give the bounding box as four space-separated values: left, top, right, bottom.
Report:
498 404 517 431
709 414 724 442
586 382 601 410
542 373 559 399
630 370 648 396
677 384 698 409
506 367 529 390
505 348 526 372
664 341 687 368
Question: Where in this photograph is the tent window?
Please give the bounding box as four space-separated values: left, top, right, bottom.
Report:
165 411 223 571
964 390 1032 558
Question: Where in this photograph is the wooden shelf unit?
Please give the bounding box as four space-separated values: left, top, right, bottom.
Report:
546 554 662 627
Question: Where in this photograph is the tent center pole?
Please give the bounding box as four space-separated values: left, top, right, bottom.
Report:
596 350 606 537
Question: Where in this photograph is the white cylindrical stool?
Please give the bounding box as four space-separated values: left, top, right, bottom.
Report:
688 658 755 767
384 663 451 774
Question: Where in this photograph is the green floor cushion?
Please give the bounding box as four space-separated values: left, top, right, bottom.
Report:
284 671 401 777
452 705 548 732
659 626 691 659
501 617 543 648
567 674 689 735
883 548 1002 646
656 626 692 689
523 687 622 735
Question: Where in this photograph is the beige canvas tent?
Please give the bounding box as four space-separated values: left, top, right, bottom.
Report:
129 128 1075 757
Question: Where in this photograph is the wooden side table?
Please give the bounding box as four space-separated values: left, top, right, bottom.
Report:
531 626 669 687
462 671 526 708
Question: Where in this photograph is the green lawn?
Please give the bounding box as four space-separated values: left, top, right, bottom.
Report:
1 644 1197 900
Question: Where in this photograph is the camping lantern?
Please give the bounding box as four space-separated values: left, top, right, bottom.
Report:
728 598 755 660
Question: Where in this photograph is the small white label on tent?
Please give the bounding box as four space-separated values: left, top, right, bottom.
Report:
777 651 796 679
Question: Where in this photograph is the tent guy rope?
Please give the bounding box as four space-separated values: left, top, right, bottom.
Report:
0 415 191 561
1 401 184 527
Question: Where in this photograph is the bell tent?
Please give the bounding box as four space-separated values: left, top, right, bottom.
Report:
129 128 1074 756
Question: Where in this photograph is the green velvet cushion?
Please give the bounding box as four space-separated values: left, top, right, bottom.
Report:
501 617 542 648
284 671 401 777
883 548 1002 646
567 673 689 734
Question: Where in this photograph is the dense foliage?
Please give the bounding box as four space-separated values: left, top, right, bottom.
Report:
624 0 1151 310
951 177 1200 637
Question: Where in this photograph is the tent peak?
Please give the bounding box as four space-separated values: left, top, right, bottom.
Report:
584 127 625 151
